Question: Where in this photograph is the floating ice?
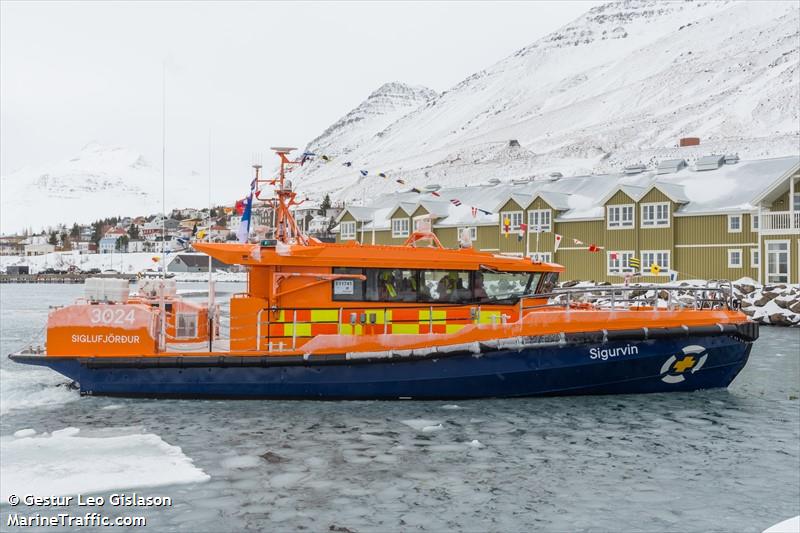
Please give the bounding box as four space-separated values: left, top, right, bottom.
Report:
0 368 77 416
763 516 800 533
220 455 262 469
422 423 444 433
441 404 462 410
401 419 441 431
469 439 484 448
0 427 209 500
12 429 36 438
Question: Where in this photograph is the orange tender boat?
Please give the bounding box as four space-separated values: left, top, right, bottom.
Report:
9 148 758 399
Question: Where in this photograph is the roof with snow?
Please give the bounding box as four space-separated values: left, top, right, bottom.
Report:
343 155 799 227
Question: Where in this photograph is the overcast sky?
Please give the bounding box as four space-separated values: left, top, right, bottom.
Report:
1 0 599 184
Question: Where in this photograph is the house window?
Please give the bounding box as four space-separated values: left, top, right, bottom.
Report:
751 214 759 231
530 252 552 263
607 205 634 229
340 221 356 240
500 211 523 232
640 202 670 227
750 248 759 267
794 192 800 212
176 313 198 339
607 251 635 275
766 240 790 283
527 210 551 232
727 249 742 268
391 218 410 238
640 250 670 275
728 214 742 233
457 227 478 241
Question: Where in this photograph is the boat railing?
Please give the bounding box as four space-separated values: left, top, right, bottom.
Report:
521 281 737 314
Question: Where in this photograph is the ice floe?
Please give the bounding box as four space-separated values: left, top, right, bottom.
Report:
401 419 442 431
0 427 209 500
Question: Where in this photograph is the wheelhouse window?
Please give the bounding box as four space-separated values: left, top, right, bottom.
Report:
527 210 551 232
478 270 539 302
340 221 356 240
391 218 410 238
607 205 634 229
641 202 669 227
366 269 418 302
175 312 198 339
331 267 544 303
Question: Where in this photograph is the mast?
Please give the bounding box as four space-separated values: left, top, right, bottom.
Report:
256 147 308 245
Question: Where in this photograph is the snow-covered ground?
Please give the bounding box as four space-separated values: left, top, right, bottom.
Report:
0 251 245 282
0 427 209 500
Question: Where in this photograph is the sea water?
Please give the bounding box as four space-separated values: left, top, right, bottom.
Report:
0 283 798 532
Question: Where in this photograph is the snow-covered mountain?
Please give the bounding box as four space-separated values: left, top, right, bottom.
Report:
0 143 205 233
294 0 800 204
306 82 437 158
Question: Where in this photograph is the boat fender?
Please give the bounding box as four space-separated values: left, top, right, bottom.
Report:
691 325 723 337
720 323 738 334
606 329 647 341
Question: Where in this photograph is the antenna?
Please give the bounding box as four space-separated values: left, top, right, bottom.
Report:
252 147 308 245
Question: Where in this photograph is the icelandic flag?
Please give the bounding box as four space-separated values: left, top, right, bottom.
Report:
236 179 256 243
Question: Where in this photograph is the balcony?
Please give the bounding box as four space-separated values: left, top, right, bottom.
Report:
760 211 800 234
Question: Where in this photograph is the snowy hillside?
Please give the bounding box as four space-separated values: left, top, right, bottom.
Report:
305 82 437 158
293 0 800 204
0 142 206 233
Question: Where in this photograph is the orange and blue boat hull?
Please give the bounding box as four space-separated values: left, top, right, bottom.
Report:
9 323 756 399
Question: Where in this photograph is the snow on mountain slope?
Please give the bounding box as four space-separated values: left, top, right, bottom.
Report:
293 0 800 204
0 143 205 233
305 82 438 158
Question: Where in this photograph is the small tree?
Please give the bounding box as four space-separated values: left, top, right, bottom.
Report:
48 231 58 246
321 194 332 211
70 223 80 239
128 224 140 240
116 235 129 252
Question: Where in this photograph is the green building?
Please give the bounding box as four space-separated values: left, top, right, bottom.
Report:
334 155 800 284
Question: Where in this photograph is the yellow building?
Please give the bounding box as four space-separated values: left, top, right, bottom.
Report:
335 156 800 284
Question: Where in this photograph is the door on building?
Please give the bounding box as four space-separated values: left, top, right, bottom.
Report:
765 240 790 283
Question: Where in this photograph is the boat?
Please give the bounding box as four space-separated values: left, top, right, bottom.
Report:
9 148 758 399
